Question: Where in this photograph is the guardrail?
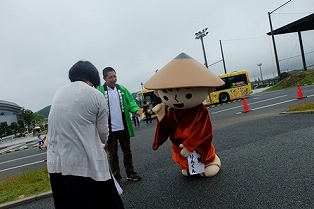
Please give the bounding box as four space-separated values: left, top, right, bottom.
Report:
0 134 33 144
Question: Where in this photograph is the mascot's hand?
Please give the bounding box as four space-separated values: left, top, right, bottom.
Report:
152 102 166 121
179 144 191 157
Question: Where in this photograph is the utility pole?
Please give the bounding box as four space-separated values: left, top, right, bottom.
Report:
219 40 227 74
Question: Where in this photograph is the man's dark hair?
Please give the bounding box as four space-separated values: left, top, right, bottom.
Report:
68 61 101 88
103 67 116 77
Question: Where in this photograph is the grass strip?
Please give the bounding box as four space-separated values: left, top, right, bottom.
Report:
0 167 51 204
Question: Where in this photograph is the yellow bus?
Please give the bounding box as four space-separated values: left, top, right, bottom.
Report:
204 70 252 105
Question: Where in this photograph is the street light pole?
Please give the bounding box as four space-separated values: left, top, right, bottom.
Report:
257 63 263 81
195 28 209 68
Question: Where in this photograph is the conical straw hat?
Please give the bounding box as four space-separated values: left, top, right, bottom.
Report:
144 52 224 90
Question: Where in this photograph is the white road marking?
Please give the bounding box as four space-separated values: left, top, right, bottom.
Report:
211 95 288 115
0 160 45 173
209 93 314 115
236 98 297 114
0 153 46 165
236 93 314 114
248 95 288 105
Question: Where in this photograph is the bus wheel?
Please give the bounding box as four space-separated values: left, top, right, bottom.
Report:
219 93 229 103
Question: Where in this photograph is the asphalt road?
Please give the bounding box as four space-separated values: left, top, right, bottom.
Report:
0 145 47 181
4 85 314 209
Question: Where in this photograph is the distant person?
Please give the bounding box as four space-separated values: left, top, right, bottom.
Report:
37 130 44 150
152 94 168 114
47 61 124 209
98 67 142 187
131 113 140 127
143 99 152 124
43 130 48 162
152 94 162 107
43 130 48 150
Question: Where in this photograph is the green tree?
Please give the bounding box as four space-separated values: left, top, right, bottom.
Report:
21 109 34 127
10 122 20 134
34 114 45 126
0 122 12 137
17 120 24 127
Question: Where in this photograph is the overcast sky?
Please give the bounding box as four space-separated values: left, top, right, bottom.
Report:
1 0 314 112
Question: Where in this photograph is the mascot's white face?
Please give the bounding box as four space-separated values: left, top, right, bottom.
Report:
156 87 214 109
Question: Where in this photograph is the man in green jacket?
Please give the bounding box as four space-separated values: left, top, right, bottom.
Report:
98 67 142 187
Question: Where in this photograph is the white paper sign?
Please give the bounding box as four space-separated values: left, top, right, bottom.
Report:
113 176 123 195
188 150 205 175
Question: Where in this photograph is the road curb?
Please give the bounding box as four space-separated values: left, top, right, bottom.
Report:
280 110 314 114
0 146 36 155
0 144 39 155
0 140 38 155
0 191 52 209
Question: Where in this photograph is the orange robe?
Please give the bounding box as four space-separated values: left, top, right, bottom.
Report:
153 104 216 170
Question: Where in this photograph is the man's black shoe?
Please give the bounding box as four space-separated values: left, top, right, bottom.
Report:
127 171 141 181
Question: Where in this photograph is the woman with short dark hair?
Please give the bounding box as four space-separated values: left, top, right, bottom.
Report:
47 61 124 209
68 60 101 87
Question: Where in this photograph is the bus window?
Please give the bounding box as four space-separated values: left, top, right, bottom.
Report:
135 92 143 107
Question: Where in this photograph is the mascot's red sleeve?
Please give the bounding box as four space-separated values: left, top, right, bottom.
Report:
153 104 216 169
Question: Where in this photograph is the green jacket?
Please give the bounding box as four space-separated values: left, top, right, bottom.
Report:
98 84 139 137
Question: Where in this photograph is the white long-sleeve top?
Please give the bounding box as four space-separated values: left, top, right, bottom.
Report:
47 81 110 181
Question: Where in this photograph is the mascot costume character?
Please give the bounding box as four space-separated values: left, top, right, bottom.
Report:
144 52 224 177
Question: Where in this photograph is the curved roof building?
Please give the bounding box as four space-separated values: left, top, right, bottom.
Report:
0 100 22 113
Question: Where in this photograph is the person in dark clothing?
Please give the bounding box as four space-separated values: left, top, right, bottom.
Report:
132 113 140 127
152 95 162 107
152 94 168 114
37 130 44 150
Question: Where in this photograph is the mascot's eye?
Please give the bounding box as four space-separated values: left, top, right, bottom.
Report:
186 93 192 99
163 96 169 101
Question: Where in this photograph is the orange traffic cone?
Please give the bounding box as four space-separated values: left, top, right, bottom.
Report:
242 96 251 113
296 84 307 99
